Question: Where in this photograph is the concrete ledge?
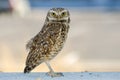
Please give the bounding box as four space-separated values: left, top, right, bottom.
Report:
0 72 120 80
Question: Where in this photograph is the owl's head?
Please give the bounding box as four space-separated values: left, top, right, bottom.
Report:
46 8 70 23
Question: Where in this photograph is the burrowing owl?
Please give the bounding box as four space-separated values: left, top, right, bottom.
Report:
24 8 70 77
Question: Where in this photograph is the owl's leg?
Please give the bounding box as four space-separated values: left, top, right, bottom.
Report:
45 61 64 77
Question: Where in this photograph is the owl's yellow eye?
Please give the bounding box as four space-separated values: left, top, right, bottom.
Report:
51 12 56 17
61 12 66 17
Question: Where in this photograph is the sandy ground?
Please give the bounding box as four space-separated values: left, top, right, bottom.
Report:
0 8 120 72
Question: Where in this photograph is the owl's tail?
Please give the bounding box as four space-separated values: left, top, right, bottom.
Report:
24 66 35 73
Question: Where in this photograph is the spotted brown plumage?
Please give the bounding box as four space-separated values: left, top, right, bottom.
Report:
24 8 70 77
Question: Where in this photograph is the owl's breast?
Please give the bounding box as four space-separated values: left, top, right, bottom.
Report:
47 23 69 57
47 22 69 44
39 22 69 60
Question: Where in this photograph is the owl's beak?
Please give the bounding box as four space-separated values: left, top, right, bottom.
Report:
56 16 61 20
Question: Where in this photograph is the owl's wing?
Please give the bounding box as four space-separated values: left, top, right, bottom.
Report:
26 22 61 52
26 23 49 52
24 34 45 73
24 23 62 73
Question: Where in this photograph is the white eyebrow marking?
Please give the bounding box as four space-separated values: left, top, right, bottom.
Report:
49 10 58 15
60 10 68 14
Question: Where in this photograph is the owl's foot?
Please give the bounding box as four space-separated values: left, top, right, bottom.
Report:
46 71 64 77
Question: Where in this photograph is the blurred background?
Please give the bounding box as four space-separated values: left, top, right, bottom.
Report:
0 0 120 72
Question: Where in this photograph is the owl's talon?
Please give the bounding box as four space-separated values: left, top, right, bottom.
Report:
46 72 64 77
